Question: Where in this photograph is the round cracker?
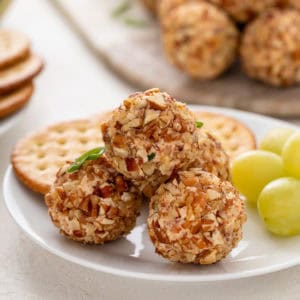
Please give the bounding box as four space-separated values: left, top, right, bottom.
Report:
0 30 30 69
0 54 44 94
12 117 107 195
0 83 33 118
194 111 256 160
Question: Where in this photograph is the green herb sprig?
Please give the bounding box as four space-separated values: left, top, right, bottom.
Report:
123 17 148 28
196 121 204 128
147 152 156 161
112 1 148 28
112 0 131 18
67 147 105 173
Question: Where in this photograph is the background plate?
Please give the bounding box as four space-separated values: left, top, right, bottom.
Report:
3 106 300 282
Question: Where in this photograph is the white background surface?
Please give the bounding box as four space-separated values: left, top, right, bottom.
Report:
1 0 300 299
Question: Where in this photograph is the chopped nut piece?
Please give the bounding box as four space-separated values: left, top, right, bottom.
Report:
147 94 167 110
144 109 161 125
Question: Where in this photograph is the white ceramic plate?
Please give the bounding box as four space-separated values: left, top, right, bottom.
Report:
0 109 23 136
3 106 300 282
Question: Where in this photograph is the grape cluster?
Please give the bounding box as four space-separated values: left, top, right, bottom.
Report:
231 128 300 236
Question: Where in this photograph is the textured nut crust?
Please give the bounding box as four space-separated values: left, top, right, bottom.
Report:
159 0 281 23
194 111 256 160
241 8 300 87
45 157 141 244
102 88 198 197
188 130 231 182
148 169 246 264
0 83 33 118
161 2 239 79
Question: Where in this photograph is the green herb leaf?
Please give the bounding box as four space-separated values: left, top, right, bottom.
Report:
112 0 131 18
67 147 105 173
196 121 204 128
147 152 156 161
123 17 148 28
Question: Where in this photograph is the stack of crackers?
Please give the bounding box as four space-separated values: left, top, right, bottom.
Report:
0 30 44 119
11 111 256 195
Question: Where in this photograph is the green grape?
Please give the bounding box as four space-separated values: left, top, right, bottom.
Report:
259 128 295 155
282 132 300 179
231 150 285 205
258 177 300 236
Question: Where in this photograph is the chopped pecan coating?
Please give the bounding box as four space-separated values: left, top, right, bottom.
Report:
160 2 239 79
102 88 198 197
148 169 246 264
45 156 141 244
241 8 300 86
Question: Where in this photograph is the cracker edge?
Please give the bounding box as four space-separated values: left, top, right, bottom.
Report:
11 114 109 195
0 54 44 94
194 111 257 150
0 83 34 118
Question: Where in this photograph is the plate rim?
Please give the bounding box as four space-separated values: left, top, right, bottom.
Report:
3 106 300 282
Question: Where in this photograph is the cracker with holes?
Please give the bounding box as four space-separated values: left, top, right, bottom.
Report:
11 118 106 194
194 111 256 160
0 30 30 69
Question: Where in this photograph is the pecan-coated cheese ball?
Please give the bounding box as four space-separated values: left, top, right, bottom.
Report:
189 130 231 182
161 2 239 79
241 8 300 87
101 88 199 197
159 0 282 23
45 157 141 244
148 169 246 264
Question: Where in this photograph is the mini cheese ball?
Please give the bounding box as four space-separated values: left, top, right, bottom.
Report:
148 169 246 264
159 0 281 23
45 157 141 244
161 2 239 80
241 8 300 87
101 88 198 197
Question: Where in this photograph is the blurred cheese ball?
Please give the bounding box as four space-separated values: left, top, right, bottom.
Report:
45 157 141 244
161 2 239 80
209 0 281 23
241 8 300 87
101 88 199 197
140 0 157 14
159 0 281 23
148 169 246 264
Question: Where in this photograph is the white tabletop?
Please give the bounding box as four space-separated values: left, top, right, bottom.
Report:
1 1 300 299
